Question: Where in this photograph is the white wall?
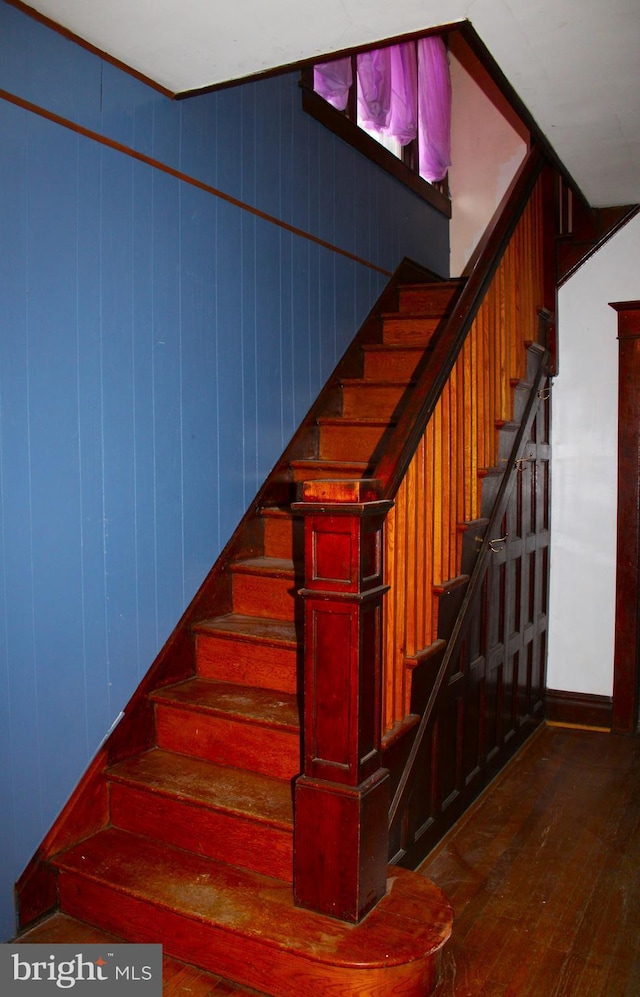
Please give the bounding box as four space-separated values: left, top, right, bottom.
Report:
447 48 528 277
547 213 640 695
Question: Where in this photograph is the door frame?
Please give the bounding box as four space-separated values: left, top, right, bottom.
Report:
610 301 640 733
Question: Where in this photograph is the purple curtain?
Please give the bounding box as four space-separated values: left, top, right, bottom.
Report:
356 48 392 130
314 37 452 182
417 36 452 182
386 43 418 146
314 58 353 111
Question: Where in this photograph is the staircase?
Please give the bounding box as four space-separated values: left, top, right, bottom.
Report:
15 267 459 997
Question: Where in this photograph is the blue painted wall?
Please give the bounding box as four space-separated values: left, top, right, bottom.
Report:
0 0 449 939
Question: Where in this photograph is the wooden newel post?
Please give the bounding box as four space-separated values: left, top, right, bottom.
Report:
291 478 393 922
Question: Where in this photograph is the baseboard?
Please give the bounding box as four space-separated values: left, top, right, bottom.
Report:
545 688 612 730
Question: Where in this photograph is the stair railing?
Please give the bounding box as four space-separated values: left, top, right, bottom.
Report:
387 340 550 834
293 145 556 922
380 150 550 734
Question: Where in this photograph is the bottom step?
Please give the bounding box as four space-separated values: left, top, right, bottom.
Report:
15 913 263 996
51 828 452 997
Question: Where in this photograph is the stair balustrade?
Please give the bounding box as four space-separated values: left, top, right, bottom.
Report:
294 145 558 911
381 168 548 736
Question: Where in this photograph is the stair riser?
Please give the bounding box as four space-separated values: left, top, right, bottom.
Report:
155 704 300 780
231 572 298 621
382 316 439 345
497 425 519 463
110 783 293 882
196 632 298 694
340 384 407 420
397 286 456 314
318 424 389 463
56 872 443 997
363 349 423 381
263 516 302 561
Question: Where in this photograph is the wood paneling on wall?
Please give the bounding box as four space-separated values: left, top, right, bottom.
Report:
0 1 448 940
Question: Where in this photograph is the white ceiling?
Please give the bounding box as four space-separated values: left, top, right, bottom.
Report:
23 0 640 207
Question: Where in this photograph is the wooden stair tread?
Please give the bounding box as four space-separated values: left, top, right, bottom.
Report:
289 459 369 471
361 342 425 351
381 311 442 321
397 280 459 289
260 505 298 519
109 748 293 829
53 828 453 968
194 614 298 648
340 377 414 387
396 280 463 311
231 556 295 577
316 416 395 428
151 678 300 731
17 911 128 946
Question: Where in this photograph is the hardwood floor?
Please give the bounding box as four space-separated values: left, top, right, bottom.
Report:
420 723 640 996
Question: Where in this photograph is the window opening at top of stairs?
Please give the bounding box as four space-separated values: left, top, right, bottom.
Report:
300 32 452 217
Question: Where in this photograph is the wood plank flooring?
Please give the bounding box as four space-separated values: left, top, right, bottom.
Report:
420 724 640 996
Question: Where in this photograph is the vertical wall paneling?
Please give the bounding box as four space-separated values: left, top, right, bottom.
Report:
100 142 138 710
130 157 158 661
0 0 449 940
180 185 219 595
27 117 87 803
0 99 39 928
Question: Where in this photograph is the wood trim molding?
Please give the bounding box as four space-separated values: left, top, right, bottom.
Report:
0 87 391 279
545 689 613 730
610 301 640 733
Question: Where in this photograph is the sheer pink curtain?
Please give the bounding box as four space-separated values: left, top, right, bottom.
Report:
356 48 392 130
314 58 352 111
313 37 451 182
417 36 451 182
386 43 418 146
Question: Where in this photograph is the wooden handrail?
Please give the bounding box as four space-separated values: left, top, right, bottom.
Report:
374 145 546 501
387 341 550 831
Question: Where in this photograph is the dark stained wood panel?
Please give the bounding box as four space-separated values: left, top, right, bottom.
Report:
610 301 640 733
390 373 551 867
